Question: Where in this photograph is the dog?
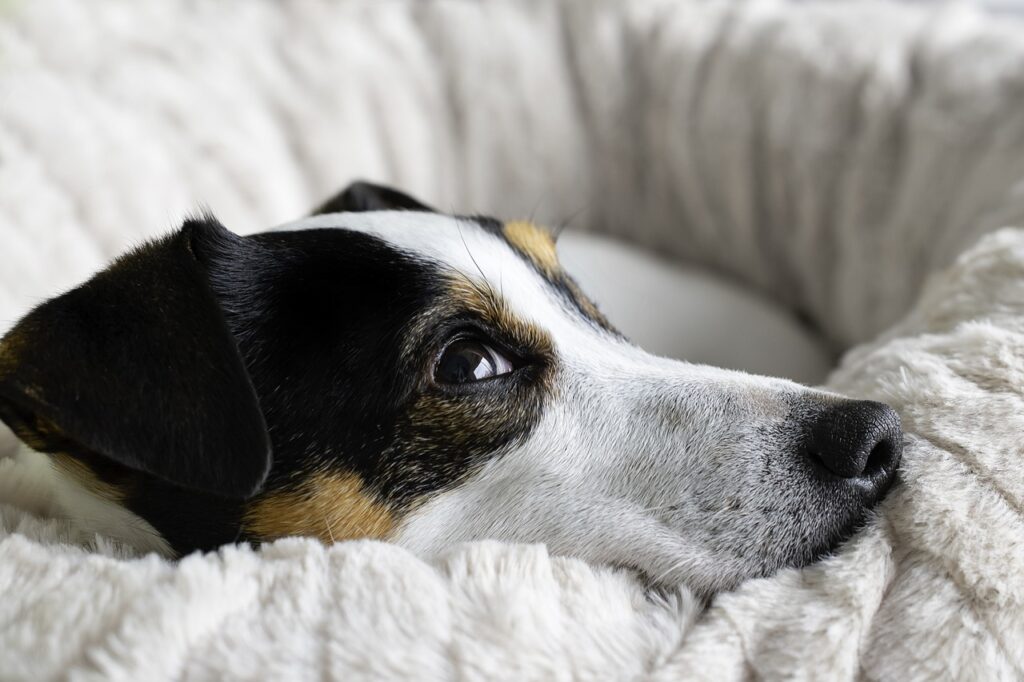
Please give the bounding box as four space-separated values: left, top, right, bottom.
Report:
0 182 902 597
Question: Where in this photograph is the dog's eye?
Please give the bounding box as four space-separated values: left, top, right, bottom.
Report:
434 339 515 384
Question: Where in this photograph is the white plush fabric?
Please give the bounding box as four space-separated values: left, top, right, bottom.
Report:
2 0 1024 679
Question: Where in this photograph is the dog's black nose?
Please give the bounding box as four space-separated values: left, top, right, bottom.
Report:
804 400 902 484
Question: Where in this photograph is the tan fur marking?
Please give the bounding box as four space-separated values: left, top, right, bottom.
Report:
244 472 395 544
448 277 555 358
53 453 127 503
503 221 560 275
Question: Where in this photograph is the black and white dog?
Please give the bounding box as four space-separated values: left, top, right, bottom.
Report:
0 182 901 596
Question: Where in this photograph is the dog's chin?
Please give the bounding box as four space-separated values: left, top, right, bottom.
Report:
755 478 901 589
636 489 896 598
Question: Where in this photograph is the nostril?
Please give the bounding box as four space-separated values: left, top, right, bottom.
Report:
863 437 895 478
803 399 903 482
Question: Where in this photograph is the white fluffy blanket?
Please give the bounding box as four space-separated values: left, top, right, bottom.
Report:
2 1 1024 679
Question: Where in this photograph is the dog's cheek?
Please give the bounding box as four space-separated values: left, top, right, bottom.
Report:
377 386 544 504
242 471 396 544
237 383 545 546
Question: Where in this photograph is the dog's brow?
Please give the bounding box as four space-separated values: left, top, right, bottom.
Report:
446 274 555 355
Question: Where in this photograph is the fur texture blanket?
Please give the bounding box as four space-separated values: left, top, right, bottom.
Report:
2 0 1024 679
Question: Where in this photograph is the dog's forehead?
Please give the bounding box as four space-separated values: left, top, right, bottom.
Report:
276 211 608 339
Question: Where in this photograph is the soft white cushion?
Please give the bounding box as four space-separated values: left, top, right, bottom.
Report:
559 231 832 383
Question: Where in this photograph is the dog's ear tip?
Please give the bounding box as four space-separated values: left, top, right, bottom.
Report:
180 207 222 228
313 181 436 215
208 441 273 500
177 212 247 266
179 212 233 243
224 409 274 498
246 447 274 497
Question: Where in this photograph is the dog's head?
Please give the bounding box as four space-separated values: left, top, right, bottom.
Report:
0 182 901 596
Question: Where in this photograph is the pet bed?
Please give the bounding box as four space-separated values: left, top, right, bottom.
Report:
2 0 1024 679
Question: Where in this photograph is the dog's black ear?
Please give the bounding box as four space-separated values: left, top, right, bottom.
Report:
0 216 271 498
312 180 436 215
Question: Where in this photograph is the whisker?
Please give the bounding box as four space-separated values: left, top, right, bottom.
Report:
324 513 337 544
527 191 546 225
651 556 690 586
455 221 488 285
553 204 587 241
